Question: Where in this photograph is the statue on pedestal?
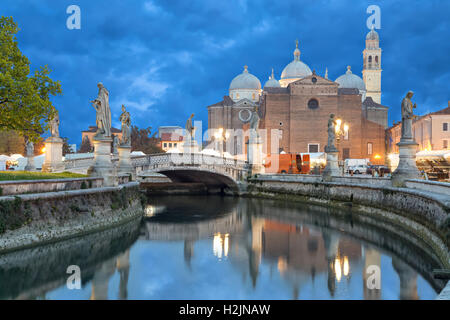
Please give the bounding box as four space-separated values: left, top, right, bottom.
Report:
249 106 261 142
185 113 195 141
326 114 337 151
91 83 112 139
49 111 60 138
119 105 131 147
25 140 34 157
401 91 417 140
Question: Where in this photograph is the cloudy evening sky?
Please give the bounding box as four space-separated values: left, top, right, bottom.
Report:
1 0 449 145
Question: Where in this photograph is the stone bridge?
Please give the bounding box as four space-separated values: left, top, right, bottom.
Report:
63 152 249 191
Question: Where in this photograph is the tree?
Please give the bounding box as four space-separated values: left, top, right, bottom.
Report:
78 136 93 153
0 130 24 155
131 126 163 154
0 16 62 142
62 137 72 156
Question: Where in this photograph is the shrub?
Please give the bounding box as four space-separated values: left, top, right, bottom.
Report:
80 181 87 190
0 197 31 234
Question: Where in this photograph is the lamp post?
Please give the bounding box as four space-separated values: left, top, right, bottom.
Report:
335 119 349 175
214 128 230 156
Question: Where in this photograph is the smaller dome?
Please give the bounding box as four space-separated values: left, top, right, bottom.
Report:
264 69 281 88
229 65 261 90
335 66 366 91
366 26 379 40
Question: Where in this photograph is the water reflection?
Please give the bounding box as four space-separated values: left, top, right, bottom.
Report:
0 196 444 300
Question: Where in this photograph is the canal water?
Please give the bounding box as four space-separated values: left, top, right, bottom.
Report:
0 195 442 300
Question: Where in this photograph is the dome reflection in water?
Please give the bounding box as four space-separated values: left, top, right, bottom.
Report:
0 196 442 300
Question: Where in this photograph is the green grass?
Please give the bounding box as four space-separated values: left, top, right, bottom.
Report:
0 171 88 181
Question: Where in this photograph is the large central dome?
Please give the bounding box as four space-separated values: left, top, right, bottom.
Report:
279 40 312 87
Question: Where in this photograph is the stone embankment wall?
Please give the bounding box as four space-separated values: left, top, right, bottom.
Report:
247 175 450 269
0 174 134 197
0 182 145 253
0 177 104 196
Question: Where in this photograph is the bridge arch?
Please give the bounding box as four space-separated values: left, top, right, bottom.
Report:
151 167 240 193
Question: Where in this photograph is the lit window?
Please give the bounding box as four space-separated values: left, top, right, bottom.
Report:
344 129 349 140
236 93 240 99
367 142 373 155
443 123 448 131
252 93 255 100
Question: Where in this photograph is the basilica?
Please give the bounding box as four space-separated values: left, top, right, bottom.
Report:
207 28 388 164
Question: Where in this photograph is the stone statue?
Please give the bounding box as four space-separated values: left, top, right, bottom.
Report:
25 140 34 157
49 111 60 138
249 106 261 141
113 135 119 154
326 114 337 151
119 105 131 146
185 113 195 141
401 91 417 140
91 82 112 138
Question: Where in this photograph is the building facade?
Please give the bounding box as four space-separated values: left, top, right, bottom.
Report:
207 28 388 164
387 102 450 153
160 132 184 152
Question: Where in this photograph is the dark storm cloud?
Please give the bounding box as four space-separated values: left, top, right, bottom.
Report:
0 0 448 144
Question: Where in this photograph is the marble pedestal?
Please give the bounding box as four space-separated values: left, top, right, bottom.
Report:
118 145 134 180
183 140 199 154
24 156 36 171
247 139 264 175
42 137 65 172
391 139 421 187
322 146 340 181
90 137 117 187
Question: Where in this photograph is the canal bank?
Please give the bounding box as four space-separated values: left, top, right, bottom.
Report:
245 176 450 269
0 182 145 254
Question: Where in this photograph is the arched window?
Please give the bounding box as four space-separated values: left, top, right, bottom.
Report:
236 93 240 99
375 56 378 63
308 98 319 109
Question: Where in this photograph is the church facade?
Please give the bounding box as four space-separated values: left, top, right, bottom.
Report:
207 28 388 164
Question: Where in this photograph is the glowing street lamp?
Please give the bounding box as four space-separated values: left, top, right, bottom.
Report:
335 118 349 142
214 128 230 156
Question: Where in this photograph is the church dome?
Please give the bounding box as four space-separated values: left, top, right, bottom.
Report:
280 40 312 80
366 27 379 40
264 69 281 88
229 65 261 90
335 66 366 91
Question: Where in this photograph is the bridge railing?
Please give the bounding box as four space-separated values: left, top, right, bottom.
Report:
144 153 247 170
63 152 248 178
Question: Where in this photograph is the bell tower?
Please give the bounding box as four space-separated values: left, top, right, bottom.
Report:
363 26 382 103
